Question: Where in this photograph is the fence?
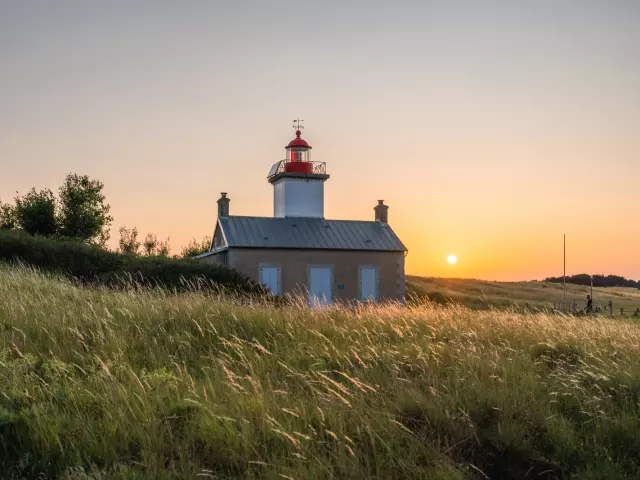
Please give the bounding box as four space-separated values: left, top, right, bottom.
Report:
553 300 640 317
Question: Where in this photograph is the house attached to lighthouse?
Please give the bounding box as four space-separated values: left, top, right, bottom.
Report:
195 126 407 304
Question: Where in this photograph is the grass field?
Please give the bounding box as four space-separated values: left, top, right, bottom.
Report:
2 264 640 479
408 275 640 313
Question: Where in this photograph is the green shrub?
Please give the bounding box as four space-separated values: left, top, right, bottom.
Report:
0 230 264 295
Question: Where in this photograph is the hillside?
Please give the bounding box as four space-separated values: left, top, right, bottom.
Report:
408 275 640 312
2 265 640 478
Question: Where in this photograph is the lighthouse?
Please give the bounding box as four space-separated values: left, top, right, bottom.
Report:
267 123 329 218
196 120 407 305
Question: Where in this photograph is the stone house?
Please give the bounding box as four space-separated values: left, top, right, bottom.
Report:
195 128 407 304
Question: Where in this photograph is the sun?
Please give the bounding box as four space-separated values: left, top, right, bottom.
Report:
447 254 457 265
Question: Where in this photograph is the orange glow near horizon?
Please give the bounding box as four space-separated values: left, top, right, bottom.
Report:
1 3 639 281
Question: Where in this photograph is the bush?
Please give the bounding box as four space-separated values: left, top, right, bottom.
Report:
0 230 265 295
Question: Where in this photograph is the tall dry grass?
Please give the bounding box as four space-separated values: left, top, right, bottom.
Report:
2 264 640 479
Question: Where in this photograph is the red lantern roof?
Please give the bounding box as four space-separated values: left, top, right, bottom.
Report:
286 130 311 149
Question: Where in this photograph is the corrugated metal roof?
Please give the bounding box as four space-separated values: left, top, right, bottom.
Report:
218 216 407 252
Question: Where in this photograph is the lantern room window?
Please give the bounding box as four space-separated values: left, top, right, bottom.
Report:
288 148 310 163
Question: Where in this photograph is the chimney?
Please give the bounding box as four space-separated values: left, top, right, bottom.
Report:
374 200 388 223
217 192 230 217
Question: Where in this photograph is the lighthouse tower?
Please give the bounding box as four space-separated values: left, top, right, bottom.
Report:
267 123 329 218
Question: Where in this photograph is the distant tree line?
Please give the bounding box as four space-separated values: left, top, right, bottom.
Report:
545 274 640 289
0 173 212 258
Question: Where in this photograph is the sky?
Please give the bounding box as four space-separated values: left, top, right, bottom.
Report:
1 1 639 281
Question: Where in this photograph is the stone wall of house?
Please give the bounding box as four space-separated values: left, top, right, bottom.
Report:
220 248 405 303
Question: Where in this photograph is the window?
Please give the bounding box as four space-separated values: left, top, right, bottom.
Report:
259 265 281 296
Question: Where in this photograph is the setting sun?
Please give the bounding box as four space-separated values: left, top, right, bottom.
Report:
447 254 458 265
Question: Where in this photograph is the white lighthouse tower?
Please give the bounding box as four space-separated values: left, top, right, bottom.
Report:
267 121 329 218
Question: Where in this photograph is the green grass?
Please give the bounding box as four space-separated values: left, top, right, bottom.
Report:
2 264 640 478
408 275 640 313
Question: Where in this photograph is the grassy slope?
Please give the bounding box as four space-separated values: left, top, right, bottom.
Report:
408 275 640 312
2 265 640 479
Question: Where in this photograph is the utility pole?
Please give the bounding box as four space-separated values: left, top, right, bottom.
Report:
563 234 566 302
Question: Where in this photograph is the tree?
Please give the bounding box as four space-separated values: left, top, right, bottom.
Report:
0 200 17 229
142 233 171 257
118 226 140 255
14 188 57 236
57 174 113 243
156 239 170 257
142 233 158 256
180 235 212 258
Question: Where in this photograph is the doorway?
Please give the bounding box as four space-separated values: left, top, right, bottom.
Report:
359 266 378 302
309 266 332 305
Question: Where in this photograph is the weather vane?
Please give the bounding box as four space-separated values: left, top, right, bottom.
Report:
292 118 304 131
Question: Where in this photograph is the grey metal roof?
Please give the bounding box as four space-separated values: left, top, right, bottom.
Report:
217 216 407 252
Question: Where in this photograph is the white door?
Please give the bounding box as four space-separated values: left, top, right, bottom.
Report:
259 266 280 295
360 267 378 302
309 267 332 305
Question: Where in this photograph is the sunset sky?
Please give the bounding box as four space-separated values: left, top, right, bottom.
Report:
1 1 639 281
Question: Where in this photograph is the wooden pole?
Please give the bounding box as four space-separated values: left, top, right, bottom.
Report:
563 234 566 302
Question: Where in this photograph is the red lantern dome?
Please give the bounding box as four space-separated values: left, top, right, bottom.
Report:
286 130 311 149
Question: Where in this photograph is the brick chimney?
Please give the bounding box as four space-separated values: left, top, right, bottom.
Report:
217 192 230 217
374 200 388 223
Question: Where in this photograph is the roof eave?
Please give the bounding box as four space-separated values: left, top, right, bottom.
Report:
192 246 229 259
